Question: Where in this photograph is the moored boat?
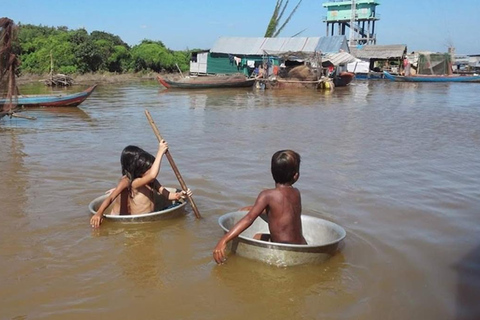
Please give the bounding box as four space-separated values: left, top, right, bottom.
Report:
332 72 355 87
157 74 255 89
383 71 480 83
218 211 346 267
88 187 187 222
0 85 97 108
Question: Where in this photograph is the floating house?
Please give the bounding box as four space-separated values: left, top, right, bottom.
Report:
454 54 480 72
189 35 350 76
348 44 407 77
468 55 480 72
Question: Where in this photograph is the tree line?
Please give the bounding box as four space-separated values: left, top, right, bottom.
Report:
15 23 194 75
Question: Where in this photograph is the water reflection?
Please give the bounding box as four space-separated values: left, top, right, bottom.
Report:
0 128 28 218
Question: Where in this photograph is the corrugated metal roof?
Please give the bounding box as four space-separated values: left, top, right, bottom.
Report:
323 52 358 65
210 36 349 55
211 37 321 55
316 36 348 53
265 37 321 53
350 44 407 59
210 37 266 55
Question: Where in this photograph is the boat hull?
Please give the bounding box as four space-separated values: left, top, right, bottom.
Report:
0 85 97 108
332 72 355 87
88 187 187 222
219 211 346 267
157 75 255 89
383 71 480 83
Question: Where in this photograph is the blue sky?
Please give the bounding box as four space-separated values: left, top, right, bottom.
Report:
3 0 480 54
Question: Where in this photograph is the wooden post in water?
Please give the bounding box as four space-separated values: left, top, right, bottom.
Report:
145 109 202 219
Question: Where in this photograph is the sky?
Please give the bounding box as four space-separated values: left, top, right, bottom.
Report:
3 0 480 54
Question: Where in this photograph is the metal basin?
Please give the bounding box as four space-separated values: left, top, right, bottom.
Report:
218 211 346 267
88 187 187 222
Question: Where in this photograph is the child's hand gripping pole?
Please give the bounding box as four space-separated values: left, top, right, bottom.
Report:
145 109 202 219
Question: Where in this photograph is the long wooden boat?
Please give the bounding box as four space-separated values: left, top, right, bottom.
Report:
157 74 255 89
0 85 97 108
88 187 187 222
218 211 346 267
383 71 480 83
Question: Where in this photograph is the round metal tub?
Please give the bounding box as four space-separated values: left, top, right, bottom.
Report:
88 187 187 222
218 211 346 267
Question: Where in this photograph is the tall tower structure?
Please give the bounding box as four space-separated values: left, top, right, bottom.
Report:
323 0 380 46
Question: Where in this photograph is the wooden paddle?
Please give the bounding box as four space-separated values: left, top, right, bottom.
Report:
145 109 202 219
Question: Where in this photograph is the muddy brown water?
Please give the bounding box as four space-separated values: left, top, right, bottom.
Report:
1 80 479 319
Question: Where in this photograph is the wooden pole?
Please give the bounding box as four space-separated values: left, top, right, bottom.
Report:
175 63 185 78
145 109 202 219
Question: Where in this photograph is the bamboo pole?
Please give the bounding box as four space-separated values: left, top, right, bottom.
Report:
145 109 201 219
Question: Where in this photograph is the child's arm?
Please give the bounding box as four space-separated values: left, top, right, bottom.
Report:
90 177 129 228
131 140 168 189
153 179 192 200
213 191 268 264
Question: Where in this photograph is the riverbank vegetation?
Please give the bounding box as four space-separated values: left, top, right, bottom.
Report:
16 24 195 76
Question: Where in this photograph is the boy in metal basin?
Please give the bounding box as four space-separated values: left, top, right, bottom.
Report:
213 150 306 264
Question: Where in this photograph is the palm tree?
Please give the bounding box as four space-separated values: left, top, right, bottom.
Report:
264 0 303 37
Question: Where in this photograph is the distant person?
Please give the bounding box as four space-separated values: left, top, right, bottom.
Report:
90 142 191 228
213 150 306 264
256 65 265 79
403 57 411 76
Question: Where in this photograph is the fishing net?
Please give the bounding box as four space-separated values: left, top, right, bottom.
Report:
418 53 452 75
0 17 20 117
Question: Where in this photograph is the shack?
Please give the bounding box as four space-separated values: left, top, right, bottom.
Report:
348 44 407 77
189 35 350 77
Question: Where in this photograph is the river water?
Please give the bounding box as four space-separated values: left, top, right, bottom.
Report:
1 80 479 319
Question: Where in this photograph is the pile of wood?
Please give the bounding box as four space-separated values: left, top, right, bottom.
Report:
44 74 74 86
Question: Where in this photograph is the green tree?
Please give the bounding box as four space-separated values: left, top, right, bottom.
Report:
75 39 103 73
15 23 190 75
106 45 131 73
20 32 76 74
90 30 128 48
130 40 183 72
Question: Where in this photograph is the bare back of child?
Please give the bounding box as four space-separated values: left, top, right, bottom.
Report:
213 150 306 264
249 185 306 244
91 141 192 227
110 180 157 215
90 142 168 227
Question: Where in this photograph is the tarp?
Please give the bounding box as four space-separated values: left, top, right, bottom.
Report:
323 52 358 66
350 44 407 59
347 61 370 73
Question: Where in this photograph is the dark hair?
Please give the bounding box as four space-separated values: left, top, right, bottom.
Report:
271 150 301 184
120 145 144 181
131 150 155 181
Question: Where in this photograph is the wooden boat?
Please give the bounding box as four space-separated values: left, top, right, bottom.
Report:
0 85 97 108
157 74 255 89
383 71 480 83
332 72 355 87
218 211 346 267
88 187 187 222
